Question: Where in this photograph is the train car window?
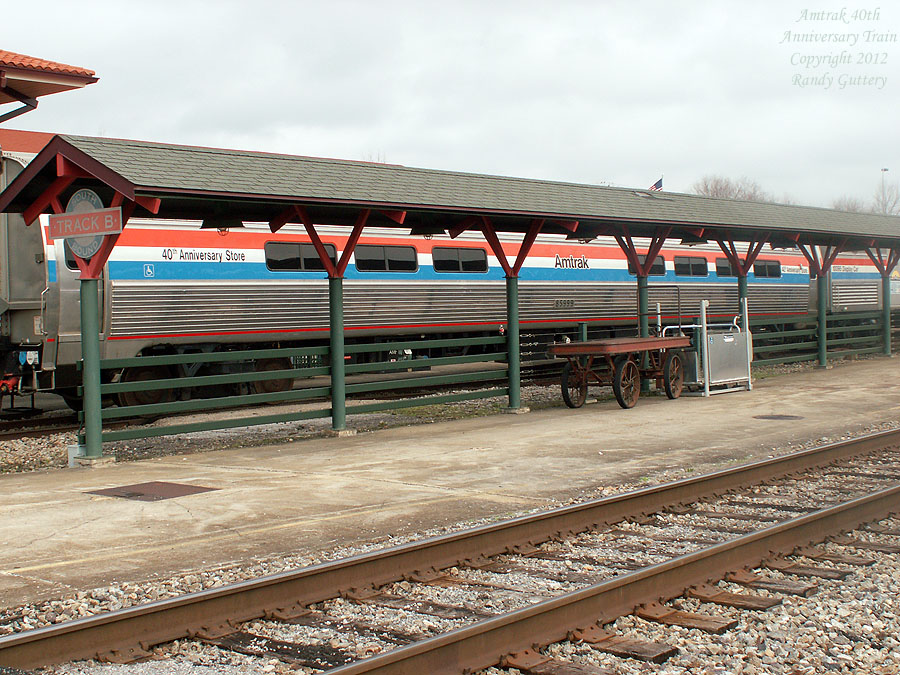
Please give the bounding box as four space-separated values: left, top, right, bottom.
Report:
64 241 79 270
460 247 488 272
715 258 737 277
265 242 336 271
354 245 387 271
386 245 418 272
300 243 336 271
432 246 488 273
674 256 708 277
754 260 782 278
627 254 666 276
355 245 419 272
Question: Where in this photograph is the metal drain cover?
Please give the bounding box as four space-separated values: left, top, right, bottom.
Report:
86 481 218 501
753 414 804 421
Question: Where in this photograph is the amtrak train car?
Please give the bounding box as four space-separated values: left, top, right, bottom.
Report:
0 138 887 406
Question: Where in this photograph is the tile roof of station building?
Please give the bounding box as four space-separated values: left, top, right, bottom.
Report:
0 50 96 78
0 128 54 153
4 132 900 247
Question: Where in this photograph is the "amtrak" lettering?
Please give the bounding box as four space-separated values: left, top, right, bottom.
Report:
554 254 590 269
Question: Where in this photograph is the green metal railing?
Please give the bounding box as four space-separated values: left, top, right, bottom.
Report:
750 310 885 366
79 335 508 444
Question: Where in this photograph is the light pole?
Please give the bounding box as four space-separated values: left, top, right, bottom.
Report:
882 168 889 213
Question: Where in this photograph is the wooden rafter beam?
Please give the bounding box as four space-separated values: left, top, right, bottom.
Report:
268 206 295 233
448 215 479 239
378 210 406 225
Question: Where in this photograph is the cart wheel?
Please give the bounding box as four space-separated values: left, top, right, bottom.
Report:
663 351 684 400
561 361 588 408
612 358 640 409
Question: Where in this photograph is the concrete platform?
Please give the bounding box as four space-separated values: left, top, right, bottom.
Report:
2 357 899 609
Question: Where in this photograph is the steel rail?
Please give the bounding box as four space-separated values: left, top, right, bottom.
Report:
1 428 898 669
327 482 900 674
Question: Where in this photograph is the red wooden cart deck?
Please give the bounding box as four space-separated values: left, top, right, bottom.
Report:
548 335 692 357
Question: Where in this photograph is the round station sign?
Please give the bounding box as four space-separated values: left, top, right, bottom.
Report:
65 189 105 259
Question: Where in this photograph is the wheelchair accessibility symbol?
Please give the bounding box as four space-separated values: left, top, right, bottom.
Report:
143 264 155 278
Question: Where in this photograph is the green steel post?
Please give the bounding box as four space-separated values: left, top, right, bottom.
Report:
506 275 521 409
738 274 749 316
883 273 892 356
577 321 588 342
329 276 346 430
817 272 828 367
80 278 103 458
638 275 650 392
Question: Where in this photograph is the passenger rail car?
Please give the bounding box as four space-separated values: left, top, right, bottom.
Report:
0 153 887 405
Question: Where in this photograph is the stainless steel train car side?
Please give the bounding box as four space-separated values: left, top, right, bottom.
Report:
1 154 51 390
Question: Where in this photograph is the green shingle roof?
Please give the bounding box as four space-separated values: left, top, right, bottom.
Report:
4 133 900 245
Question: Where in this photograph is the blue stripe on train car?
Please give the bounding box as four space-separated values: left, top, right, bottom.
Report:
106 260 815 285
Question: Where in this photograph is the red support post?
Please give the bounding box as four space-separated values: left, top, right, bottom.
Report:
822 240 846 270
613 233 642 273
614 227 670 276
294 206 338 278
23 175 75 225
335 210 370 277
479 216 513 278
716 236 768 276
865 248 887 275
512 219 545 277
889 248 900 272
643 229 671 272
797 243 823 276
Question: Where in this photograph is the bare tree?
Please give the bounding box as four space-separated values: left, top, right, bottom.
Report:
873 182 900 215
831 196 869 213
692 175 785 203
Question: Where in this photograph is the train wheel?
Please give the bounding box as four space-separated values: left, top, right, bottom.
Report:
118 366 174 408
560 361 588 408
612 357 640 409
663 351 684 399
59 389 83 412
251 358 295 396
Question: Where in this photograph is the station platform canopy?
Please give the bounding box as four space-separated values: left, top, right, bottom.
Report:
0 51 97 124
2 133 900 251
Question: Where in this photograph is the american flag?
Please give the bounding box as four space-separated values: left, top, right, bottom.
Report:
649 178 663 191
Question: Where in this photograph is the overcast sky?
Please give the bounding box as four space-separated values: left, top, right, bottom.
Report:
4 1 898 208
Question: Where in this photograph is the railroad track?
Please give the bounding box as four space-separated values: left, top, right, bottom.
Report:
2 430 899 673
0 414 79 442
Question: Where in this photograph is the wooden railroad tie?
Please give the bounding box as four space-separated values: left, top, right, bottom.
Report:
687 583 781 610
725 569 817 596
831 535 900 553
765 557 854 580
570 624 678 663
793 545 875 566
503 648 614 675
635 601 737 633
